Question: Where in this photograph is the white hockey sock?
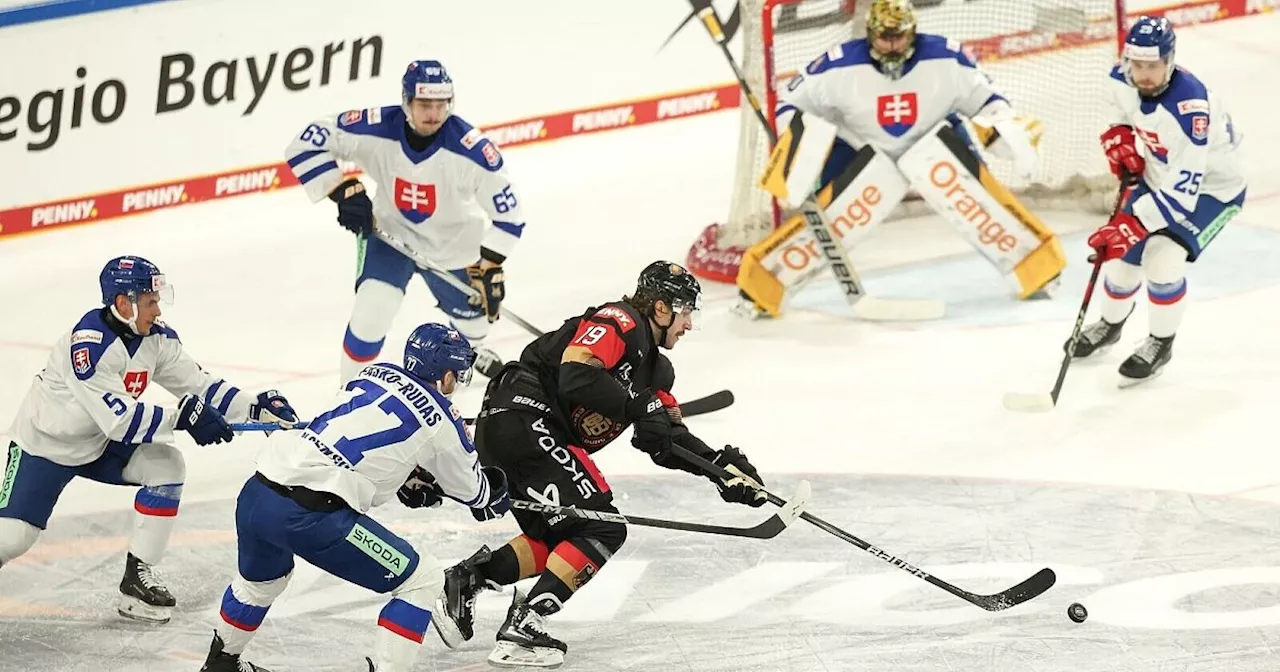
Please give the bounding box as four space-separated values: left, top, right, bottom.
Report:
1142 235 1190 339
129 483 182 564
215 573 292 655
1099 259 1143 324
373 598 432 672
341 280 406 384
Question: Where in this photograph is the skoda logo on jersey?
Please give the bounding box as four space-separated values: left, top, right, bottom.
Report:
877 93 918 138
394 178 437 223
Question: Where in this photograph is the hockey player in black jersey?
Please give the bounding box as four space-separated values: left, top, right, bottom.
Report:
432 260 766 668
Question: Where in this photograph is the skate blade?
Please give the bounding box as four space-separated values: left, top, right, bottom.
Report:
117 595 172 624
1117 368 1163 389
487 642 564 669
432 594 465 649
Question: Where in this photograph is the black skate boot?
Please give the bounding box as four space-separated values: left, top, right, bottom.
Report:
474 347 504 379
434 545 493 648
200 632 271 672
487 590 568 669
117 552 175 623
1064 315 1128 358
1118 335 1174 387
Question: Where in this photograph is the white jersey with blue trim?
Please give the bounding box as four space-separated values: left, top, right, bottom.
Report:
1105 66 1246 231
255 363 488 514
778 34 1009 160
8 309 254 467
284 107 525 269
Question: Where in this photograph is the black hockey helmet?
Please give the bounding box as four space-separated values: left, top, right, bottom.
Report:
636 261 702 314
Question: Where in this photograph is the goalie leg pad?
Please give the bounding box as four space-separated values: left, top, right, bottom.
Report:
897 123 1064 299
740 143 909 317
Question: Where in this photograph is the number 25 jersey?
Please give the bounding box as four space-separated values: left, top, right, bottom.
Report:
255 363 489 514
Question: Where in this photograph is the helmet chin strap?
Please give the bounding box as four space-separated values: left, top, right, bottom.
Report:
109 299 145 336
653 309 674 349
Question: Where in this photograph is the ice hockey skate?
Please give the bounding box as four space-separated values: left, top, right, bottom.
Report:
1118 335 1174 387
487 589 568 669
200 632 271 672
117 552 176 624
434 545 493 648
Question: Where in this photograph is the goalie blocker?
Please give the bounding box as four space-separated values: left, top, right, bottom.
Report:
740 111 1066 317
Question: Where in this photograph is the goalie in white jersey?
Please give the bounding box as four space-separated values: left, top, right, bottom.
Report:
200 323 510 672
285 59 526 385
740 0 1065 317
0 256 299 623
1067 16 1246 384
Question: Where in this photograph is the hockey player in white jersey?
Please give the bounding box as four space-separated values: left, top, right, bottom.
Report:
284 59 525 385
1066 16 1246 384
0 256 299 623
199 323 511 672
739 0 1066 317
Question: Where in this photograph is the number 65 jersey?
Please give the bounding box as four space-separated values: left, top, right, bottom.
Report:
255 363 489 514
283 107 526 270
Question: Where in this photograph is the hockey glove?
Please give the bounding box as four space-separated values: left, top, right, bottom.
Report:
655 389 682 423
1088 212 1148 261
397 468 445 509
249 390 300 430
471 466 511 522
328 179 374 237
1100 125 1145 181
466 262 505 323
175 394 233 446
627 392 674 460
709 446 767 507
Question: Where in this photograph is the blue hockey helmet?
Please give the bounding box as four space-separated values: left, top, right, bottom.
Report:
99 256 173 306
1122 16 1176 94
402 60 454 108
404 322 476 389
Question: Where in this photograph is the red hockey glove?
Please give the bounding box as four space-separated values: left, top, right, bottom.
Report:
1100 125 1145 181
1088 212 1148 261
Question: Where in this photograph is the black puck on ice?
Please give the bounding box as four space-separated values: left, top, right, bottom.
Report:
1067 602 1088 623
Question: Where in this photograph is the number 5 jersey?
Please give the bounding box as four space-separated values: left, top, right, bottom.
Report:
10 309 258 466
255 363 490 514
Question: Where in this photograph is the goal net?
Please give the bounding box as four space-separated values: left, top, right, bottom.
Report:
687 0 1127 283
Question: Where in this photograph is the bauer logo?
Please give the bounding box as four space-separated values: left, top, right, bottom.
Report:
393 178 437 223
876 93 918 137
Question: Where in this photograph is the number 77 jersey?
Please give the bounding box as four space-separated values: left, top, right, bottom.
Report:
255 363 490 514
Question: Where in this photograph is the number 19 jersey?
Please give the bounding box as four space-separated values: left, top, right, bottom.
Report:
255 363 489 514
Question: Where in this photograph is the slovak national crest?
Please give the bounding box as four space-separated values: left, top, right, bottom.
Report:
394 178 437 223
876 92 918 138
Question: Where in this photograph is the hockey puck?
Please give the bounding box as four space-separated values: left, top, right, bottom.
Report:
1067 602 1088 623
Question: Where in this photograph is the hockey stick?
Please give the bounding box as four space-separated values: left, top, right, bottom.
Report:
671 443 1056 610
687 1 944 322
1002 178 1136 412
369 223 545 338
229 388 740 434
510 478 809 539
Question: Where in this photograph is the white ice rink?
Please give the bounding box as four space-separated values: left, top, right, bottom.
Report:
5 12 1280 672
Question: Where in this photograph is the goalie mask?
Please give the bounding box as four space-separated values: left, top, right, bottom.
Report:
865 0 918 80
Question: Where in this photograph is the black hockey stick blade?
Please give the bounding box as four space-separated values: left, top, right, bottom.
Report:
962 567 1058 611
680 389 734 417
509 479 808 539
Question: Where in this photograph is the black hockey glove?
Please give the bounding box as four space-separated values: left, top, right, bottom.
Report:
709 446 767 507
627 391 673 459
466 261 505 323
175 394 233 446
397 468 445 509
471 466 511 522
328 178 373 237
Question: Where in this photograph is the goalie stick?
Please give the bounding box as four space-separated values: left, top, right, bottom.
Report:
510 478 809 539
671 442 1056 611
229 389 738 433
369 222 546 338
686 1 944 322
1002 176 1137 412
